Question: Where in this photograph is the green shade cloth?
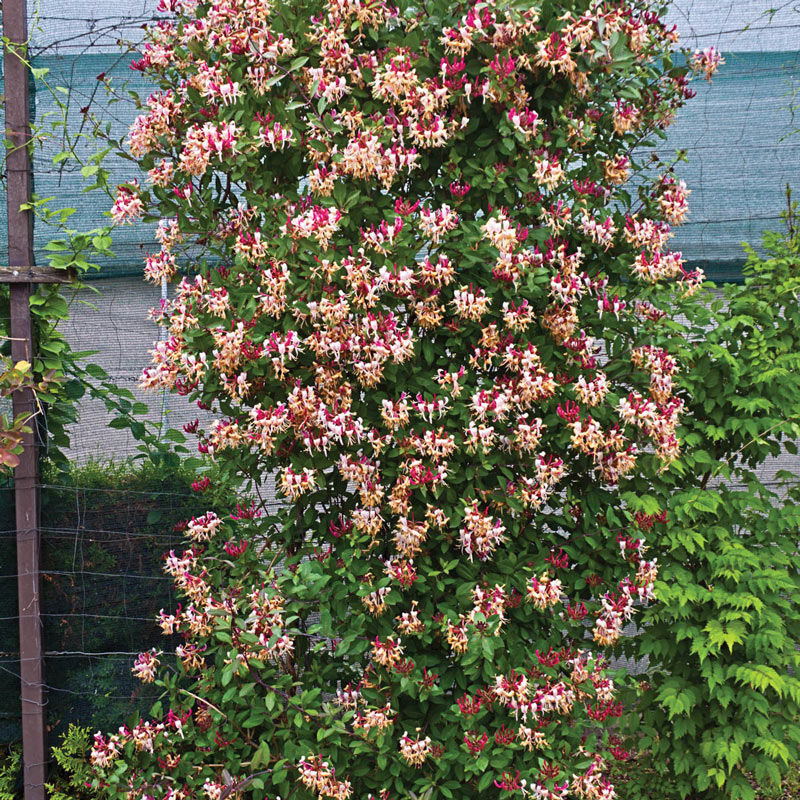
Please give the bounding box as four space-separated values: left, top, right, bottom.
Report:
3 45 799 280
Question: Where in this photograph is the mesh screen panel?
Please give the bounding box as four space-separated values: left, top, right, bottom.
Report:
0 0 798 749
14 0 800 282
0 478 199 744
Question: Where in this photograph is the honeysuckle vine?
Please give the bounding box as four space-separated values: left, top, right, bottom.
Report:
92 1 720 798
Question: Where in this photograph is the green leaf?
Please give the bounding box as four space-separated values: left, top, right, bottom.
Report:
705 619 747 653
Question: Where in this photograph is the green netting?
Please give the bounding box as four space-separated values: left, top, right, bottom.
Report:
16 46 800 282
0 470 208 746
662 50 800 282
37 476 196 742
28 53 155 278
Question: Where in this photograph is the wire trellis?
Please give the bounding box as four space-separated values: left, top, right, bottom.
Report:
0 0 799 763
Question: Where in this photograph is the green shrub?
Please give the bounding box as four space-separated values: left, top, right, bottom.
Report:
45 725 95 800
0 745 20 800
619 195 800 799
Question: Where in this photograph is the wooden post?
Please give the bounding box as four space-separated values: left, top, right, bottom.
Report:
3 0 47 797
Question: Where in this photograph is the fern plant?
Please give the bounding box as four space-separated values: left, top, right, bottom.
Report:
0 744 20 800
45 724 94 800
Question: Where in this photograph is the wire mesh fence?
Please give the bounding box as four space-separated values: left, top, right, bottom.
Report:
0 0 799 766
0 474 194 745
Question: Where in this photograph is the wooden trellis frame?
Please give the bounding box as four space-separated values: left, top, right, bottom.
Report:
3 1 48 797
0 267 76 283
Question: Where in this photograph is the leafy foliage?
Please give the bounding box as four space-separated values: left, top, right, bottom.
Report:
0 357 58 469
618 194 800 799
0 726 96 800
0 745 20 800
87 1 723 799
45 724 96 800
0 43 123 474
6 35 204 478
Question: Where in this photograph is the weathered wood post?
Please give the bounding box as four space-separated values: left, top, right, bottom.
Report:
3 1 47 796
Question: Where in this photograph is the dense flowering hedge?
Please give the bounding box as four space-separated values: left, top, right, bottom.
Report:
96 1 719 798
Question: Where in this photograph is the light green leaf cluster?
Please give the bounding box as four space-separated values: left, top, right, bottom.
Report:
618 196 800 799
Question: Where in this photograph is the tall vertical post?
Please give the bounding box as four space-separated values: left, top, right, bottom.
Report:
3 0 47 797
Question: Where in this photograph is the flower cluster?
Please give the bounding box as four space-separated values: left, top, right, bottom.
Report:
298 754 353 800
93 0 712 798
691 46 724 83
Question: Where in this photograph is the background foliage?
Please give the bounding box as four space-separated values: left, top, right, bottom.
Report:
615 197 800 799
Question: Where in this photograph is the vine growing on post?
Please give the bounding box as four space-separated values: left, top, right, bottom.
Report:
0 37 140 473
91 1 718 798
